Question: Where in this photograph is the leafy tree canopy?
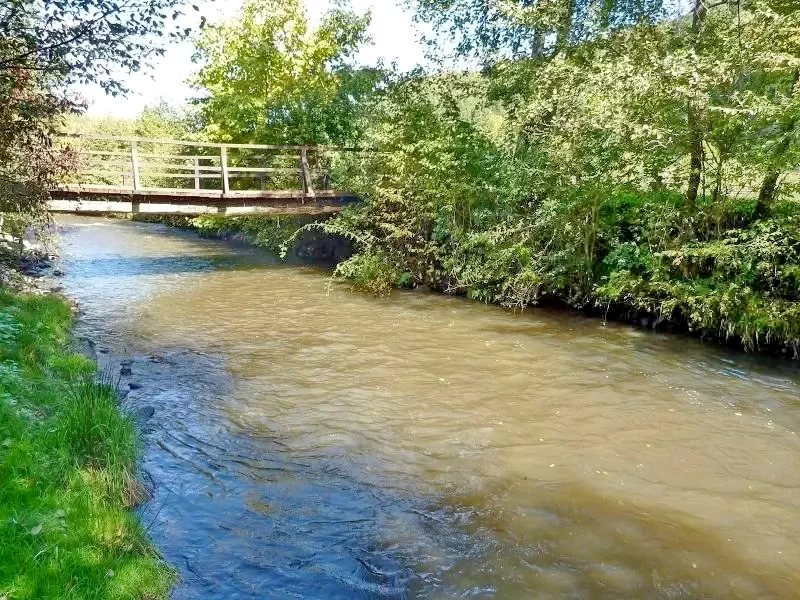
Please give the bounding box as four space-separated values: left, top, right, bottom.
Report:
192 0 383 146
0 0 203 228
409 0 667 64
0 0 201 96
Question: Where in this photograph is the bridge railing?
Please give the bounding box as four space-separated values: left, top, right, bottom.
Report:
55 133 359 198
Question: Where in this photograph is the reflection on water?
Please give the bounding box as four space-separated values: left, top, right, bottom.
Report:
56 216 800 599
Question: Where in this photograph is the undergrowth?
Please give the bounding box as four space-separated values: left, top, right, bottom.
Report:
316 185 800 356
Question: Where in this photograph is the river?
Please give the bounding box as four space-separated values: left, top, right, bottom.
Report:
54 215 800 599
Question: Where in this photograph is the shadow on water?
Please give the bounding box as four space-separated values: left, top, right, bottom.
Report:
65 254 291 278
132 351 417 600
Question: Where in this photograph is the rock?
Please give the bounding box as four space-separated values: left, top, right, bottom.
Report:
120 366 132 376
73 337 97 361
128 382 143 390
52 269 65 277
133 406 155 422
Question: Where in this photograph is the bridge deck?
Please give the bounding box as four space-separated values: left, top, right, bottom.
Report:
50 134 358 216
50 185 353 216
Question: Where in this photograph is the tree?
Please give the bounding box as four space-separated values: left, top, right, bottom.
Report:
0 0 202 231
751 0 800 210
192 0 381 146
409 0 666 64
0 0 199 96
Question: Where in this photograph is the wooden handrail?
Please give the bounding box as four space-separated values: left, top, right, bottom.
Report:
77 149 222 161
57 132 361 152
56 132 350 197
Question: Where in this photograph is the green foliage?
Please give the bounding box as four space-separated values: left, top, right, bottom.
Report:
411 0 667 63
334 250 404 296
192 0 382 146
66 101 198 142
0 291 173 599
58 378 138 472
596 211 800 351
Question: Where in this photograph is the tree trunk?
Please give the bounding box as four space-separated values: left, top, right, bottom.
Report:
757 173 779 213
556 0 575 53
686 106 704 208
685 0 708 210
600 0 615 30
712 155 724 204
756 70 799 214
530 27 544 58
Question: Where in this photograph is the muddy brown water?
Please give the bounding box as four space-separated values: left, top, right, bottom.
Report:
55 215 800 599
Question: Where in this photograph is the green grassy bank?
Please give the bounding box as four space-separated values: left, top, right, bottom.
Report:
0 290 173 599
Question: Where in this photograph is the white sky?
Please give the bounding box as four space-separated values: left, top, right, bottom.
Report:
79 0 426 118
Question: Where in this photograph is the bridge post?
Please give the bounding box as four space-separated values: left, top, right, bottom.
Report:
193 157 201 191
220 146 230 194
130 141 141 190
300 148 315 202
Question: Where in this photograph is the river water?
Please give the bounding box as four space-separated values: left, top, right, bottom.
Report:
54 215 800 599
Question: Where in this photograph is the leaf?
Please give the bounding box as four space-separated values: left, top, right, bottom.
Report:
29 524 42 536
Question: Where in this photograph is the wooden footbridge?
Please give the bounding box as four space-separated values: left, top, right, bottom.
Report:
50 134 358 216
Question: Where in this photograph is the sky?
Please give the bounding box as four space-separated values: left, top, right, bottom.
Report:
79 0 427 118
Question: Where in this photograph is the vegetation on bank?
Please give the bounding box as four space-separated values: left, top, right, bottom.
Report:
309 59 800 355
0 291 172 599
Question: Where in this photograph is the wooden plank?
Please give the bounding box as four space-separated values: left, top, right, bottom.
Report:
74 150 219 162
137 172 221 179
80 162 296 174
76 150 135 157
139 153 218 161
47 198 347 217
226 166 301 174
51 184 353 201
138 162 218 172
248 153 302 161
79 160 137 168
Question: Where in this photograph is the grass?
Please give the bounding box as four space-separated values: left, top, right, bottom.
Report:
0 290 173 599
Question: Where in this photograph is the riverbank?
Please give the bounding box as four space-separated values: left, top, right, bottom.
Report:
0 282 173 598
139 203 800 359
